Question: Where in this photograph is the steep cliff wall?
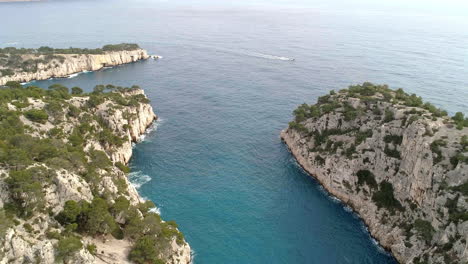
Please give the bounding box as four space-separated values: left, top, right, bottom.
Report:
0 49 149 85
0 83 191 264
281 83 467 263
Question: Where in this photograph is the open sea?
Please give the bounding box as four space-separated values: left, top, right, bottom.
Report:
2 0 467 263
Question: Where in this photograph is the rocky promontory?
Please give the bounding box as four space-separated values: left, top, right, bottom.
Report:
0 44 149 85
0 82 191 264
282 83 467 263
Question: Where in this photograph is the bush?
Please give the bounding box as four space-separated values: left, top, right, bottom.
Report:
86 243 97 255
315 155 325 165
382 109 394 123
128 236 164 264
115 162 131 173
356 170 377 189
56 236 83 260
80 198 117 236
71 87 83 95
384 134 403 145
56 200 82 225
355 130 373 145
6 169 45 217
24 109 48 123
372 181 402 211
384 145 401 159
430 139 446 164
413 219 434 243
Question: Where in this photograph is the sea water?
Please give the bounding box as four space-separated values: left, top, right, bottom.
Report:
2 0 467 263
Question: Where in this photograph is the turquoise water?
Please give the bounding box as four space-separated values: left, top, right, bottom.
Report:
2 1 468 263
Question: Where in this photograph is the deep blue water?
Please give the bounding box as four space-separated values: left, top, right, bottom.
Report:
2 1 467 263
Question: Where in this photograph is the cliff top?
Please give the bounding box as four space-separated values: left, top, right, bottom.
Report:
0 43 145 78
0 81 190 264
284 82 467 263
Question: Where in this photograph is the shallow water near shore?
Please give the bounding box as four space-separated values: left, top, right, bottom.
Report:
2 0 468 263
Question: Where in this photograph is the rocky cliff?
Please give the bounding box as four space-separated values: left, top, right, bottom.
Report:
0 83 191 264
281 83 468 263
0 49 149 85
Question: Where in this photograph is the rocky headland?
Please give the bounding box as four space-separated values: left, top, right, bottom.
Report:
0 44 149 85
0 82 191 264
281 83 467 263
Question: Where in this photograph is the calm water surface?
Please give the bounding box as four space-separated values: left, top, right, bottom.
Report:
2 1 467 263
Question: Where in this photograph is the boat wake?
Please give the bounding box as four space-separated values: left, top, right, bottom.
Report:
193 43 295 61
243 51 295 61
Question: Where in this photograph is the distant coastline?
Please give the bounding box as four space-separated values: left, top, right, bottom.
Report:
0 44 149 85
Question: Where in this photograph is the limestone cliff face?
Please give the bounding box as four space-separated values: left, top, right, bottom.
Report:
281 85 467 263
0 87 191 264
0 49 149 85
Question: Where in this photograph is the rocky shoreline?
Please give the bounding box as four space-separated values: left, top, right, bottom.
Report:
0 83 191 264
281 83 467 263
0 49 149 85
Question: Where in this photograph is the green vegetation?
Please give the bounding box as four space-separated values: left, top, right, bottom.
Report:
445 195 468 222
384 145 401 159
56 235 83 261
384 134 403 145
355 130 372 145
382 109 394 123
0 81 184 262
413 219 434 243
356 170 377 189
0 43 140 56
56 196 184 264
372 181 402 212
24 109 48 123
0 44 141 76
452 112 468 130
451 181 468 196
430 139 447 164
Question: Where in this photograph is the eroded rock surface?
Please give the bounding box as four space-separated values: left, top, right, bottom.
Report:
282 83 467 263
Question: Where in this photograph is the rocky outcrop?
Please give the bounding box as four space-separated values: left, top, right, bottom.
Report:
281 83 467 263
0 85 191 264
0 49 149 85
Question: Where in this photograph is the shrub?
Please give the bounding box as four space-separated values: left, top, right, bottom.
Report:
345 144 356 159
24 109 48 123
86 243 97 255
384 135 403 145
288 121 308 133
355 130 373 145
372 181 402 211
451 181 468 196
0 210 13 239
384 145 401 159
115 162 131 173
382 109 394 123
71 87 83 95
56 200 82 225
128 236 164 264
413 219 434 243
315 155 325 165
6 169 45 217
56 236 83 260
343 103 359 121
356 170 377 189
430 139 446 164
80 198 117 236
462 135 468 151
